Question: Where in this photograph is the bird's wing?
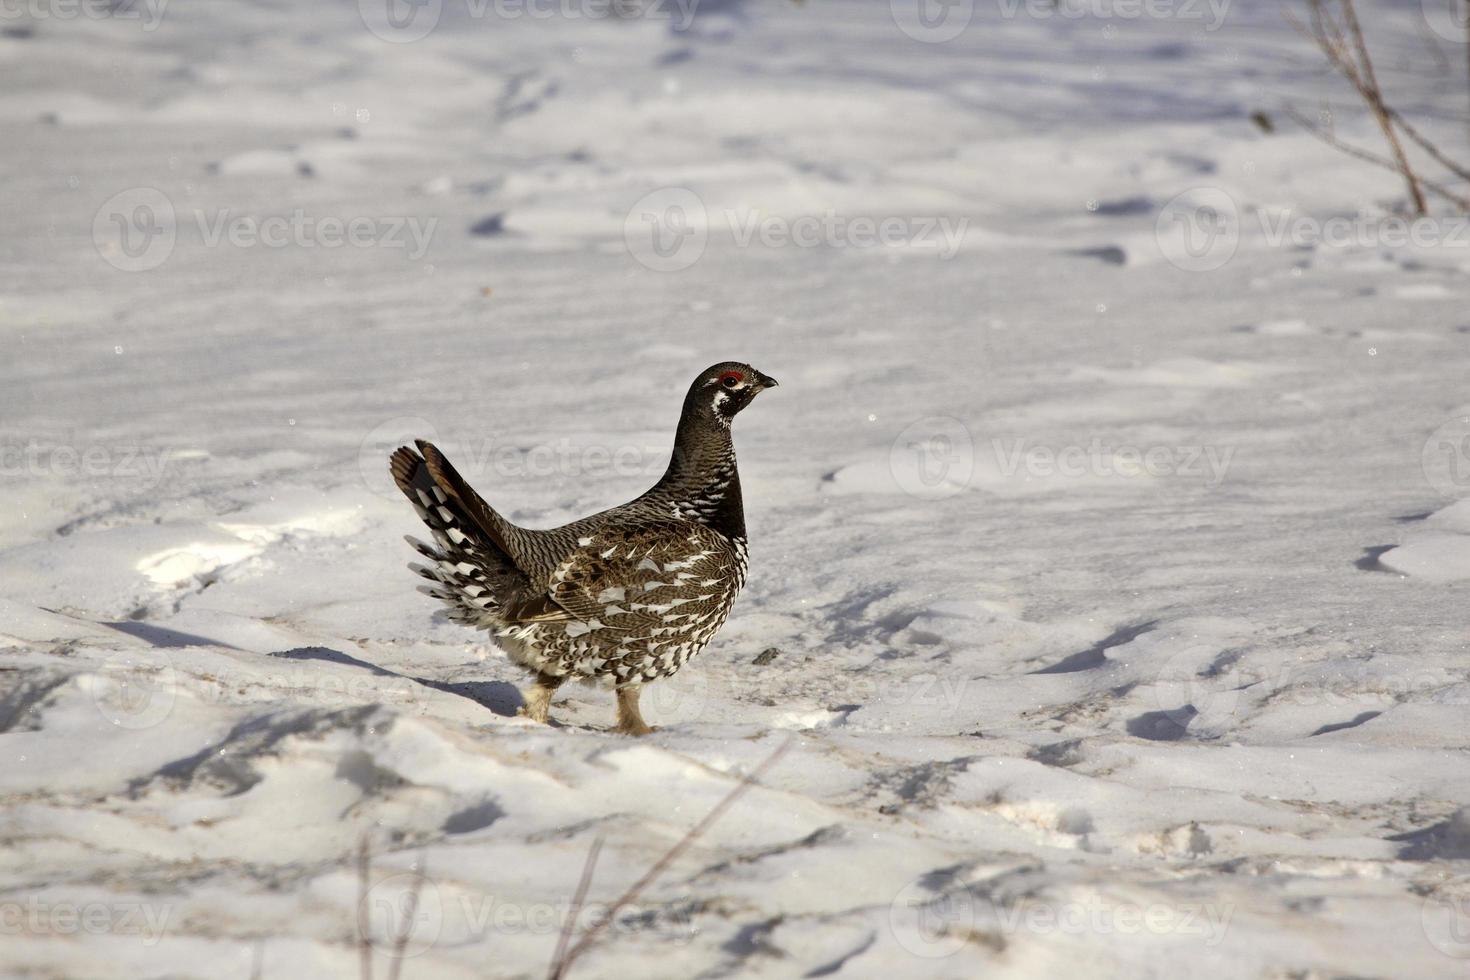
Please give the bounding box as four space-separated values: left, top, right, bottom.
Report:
516 520 735 636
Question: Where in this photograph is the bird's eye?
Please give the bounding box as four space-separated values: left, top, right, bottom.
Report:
720 371 744 388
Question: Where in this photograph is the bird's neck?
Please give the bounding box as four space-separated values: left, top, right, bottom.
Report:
656 415 746 540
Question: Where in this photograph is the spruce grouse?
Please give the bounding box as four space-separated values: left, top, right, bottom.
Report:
390 362 778 735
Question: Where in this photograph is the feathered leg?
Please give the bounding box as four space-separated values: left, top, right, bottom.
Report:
615 685 655 736
520 671 564 724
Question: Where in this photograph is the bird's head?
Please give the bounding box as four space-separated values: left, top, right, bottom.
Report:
686 361 779 427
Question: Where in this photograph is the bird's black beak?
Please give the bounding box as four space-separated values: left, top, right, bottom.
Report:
756 372 779 390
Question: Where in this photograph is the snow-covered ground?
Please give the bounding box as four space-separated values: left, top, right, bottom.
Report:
4 0 1470 976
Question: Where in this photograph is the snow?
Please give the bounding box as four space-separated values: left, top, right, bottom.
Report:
4 0 1470 977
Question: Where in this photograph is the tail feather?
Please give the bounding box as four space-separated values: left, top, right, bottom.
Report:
390 444 527 627
415 440 531 574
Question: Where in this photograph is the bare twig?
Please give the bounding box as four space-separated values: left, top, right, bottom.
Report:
387 853 429 980
1284 106 1470 209
1387 107 1470 184
551 836 604 976
1464 0 1470 140
547 736 796 980
357 835 374 980
1302 0 1428 213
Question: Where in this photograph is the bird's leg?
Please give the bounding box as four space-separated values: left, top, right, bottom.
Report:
519 671 564 724
614 685 655 736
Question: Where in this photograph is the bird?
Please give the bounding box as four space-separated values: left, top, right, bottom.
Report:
389 361 778 735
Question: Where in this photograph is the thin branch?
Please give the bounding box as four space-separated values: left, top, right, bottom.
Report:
1285 106 1470 209
1387 106 1470 184
357 835 374 980
550 836 604 978
548 736 796 980
1296 0 1430 213
386 853 428 980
